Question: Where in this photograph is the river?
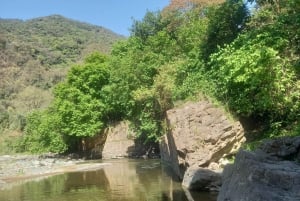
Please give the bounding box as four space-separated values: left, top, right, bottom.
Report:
0 159 217 201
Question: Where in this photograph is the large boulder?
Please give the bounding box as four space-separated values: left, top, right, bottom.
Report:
218 136 300 201
160 101 245 181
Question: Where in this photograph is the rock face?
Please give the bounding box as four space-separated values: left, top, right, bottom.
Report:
83 121 137 159
218 136 300 201
160 101 245 184
101 121 135 159
84 121 159 159
84 131 107 159
101 121 149 159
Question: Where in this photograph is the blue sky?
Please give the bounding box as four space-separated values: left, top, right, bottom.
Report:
0 0 170 36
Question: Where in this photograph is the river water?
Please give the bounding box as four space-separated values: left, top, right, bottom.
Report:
0 159 217 201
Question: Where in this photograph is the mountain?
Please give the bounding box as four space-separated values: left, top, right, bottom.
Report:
0 15 124 142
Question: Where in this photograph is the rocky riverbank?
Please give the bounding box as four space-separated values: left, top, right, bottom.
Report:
218 136 300 201
0 154 110 190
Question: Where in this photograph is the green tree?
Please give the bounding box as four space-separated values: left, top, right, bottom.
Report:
209 34 299 121
23 52 111 152
130 11 164 41
23 110 67 153
52 53 110 148
201 0 249 61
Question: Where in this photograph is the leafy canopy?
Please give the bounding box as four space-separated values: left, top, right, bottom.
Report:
20 0 300 153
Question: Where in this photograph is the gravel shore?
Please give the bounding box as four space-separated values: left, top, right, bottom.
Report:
0 154 109 190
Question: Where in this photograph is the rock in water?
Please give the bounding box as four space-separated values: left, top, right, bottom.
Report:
182 167 222 191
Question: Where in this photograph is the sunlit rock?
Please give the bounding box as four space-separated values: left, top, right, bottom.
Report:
160 100 245 190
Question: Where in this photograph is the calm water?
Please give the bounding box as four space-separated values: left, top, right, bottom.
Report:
0 159 217 201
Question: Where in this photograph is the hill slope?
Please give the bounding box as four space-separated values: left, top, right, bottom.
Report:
0 15 124 143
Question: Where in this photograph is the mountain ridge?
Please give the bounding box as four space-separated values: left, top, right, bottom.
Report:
0 15 124 144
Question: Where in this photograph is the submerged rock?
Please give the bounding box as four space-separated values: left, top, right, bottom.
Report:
218 136 300 201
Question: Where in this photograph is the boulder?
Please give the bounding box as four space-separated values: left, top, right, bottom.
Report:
182 167 222 191
218 136 300 201
160 101 245 180
260 136 300 160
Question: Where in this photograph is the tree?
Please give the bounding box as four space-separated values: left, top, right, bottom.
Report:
23 110 67 153
209 34 298 121
201 0 249 61
53 53 110 140
165 0 225 11
23 52 111 152
130 11 164 41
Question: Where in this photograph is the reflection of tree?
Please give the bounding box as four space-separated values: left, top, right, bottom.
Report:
62 169 113 200
134 159 192 201
0 174 68 201
134 160 164 200
63 169 110 192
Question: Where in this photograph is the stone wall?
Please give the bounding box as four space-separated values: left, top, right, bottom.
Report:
160 101 245 183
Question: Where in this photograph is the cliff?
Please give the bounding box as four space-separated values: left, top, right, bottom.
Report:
160 101 245 190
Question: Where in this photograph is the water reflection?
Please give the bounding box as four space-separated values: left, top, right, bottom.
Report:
0 159 217 201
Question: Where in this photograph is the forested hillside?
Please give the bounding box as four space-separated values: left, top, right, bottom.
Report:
0 15 124 152
3 0 300 154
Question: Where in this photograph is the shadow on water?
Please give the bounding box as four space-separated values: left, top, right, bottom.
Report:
0 159 217 201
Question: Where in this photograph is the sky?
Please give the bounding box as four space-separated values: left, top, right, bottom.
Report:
0 0 170 36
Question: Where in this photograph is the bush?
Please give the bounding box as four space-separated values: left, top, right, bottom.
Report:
209 34 299 121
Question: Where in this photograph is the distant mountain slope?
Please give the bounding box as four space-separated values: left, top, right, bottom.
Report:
0 15 123 68
0 15 124 139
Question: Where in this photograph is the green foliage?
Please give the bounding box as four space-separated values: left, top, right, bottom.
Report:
207 0 300 139
130 11 164 41
201 0 249 61
10 1 300 153
209 38 297 118
131 88 162 142
52 53 110 136
0 105 10 133
0 15 123 146
53 85 105 137
173 9 209 58
22 110 67 153
22 53 111 153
